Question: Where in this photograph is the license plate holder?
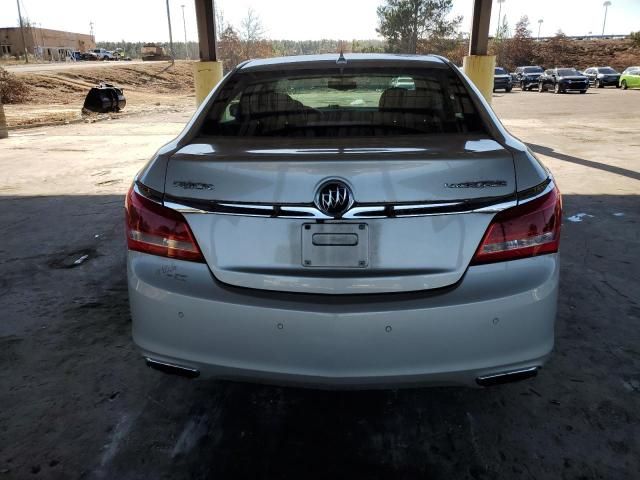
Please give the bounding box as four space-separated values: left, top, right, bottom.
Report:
302 223 368 268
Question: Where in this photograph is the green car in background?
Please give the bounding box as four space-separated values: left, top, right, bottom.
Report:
620 67 640 89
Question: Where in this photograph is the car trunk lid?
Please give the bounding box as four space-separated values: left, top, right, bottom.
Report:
164 135 516 294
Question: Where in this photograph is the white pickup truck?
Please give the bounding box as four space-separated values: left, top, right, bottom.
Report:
90 48 114 60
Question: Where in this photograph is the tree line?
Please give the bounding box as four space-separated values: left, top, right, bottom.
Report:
96 0 638 72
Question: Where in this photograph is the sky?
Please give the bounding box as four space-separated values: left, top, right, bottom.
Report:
1 0 639 42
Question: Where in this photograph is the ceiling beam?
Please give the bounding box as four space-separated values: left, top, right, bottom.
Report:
194 0 217 61
469 0 492 56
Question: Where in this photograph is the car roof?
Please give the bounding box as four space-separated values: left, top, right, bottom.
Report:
239 53 447 72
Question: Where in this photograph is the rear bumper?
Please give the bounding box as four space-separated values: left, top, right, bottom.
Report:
519 78 539 88
560 82 589 90
596 77 620 86
128 252 559 389
493 79 512 89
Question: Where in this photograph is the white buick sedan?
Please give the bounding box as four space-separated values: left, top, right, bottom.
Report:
126 54 561 388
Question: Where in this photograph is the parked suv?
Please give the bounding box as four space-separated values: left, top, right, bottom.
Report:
493 67 512 92
513 66 544 91
538 68 588 94
583 67 621 88
126 54 561 389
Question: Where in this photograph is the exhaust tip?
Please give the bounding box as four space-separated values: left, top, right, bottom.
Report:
145 357 200 378
476 366 538 387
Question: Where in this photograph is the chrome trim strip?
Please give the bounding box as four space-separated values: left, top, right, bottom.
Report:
163 195 521 219
163 201 209 214
219 203 273 210
145 357 200 378
164 200 518 220
342 206 387 219
476 366 539 386
280 206 333 219
160 177 552 219
472 199 518 213
393 201 463 211
476 366 539 382
396 201 518 216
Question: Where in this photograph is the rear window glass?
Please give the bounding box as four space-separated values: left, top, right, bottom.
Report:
557 68 578 76
495 68 507 75
200 67 486 137
598 67 617 74
524 67 543 73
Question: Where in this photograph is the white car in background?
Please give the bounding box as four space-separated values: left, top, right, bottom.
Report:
391 76 416 89
91 48 114 60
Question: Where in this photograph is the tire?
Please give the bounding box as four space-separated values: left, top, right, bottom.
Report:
596 79 603 88
580 90 586 94
616 84 621 88
554 83 562 94
505 86 512 93
622 80 628 90
520 81 526 90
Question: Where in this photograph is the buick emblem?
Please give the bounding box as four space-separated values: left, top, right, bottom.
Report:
315 180 353 217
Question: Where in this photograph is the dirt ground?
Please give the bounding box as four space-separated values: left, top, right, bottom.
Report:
2 61 195 129
0 87 639 479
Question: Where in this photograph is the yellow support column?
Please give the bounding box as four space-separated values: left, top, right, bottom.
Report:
463 55 496 104
194 60 223 106
0 102 8 139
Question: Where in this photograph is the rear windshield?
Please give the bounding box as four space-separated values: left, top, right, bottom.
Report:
495 68 507 75
524 67 543 73
557 68 578 76
598 67 617 74
200 67 486 137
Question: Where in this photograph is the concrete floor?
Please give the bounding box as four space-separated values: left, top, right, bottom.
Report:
0 88 639 479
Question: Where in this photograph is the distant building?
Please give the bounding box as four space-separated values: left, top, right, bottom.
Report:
0 26 95 61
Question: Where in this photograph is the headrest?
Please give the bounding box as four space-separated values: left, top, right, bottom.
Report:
379 86 437 112
378 87 409 110
238 89 304 117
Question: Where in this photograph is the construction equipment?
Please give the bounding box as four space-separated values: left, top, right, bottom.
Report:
141 43 172 61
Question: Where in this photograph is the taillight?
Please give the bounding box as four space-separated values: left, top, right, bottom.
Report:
471 186 562 265
125 185 205 262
